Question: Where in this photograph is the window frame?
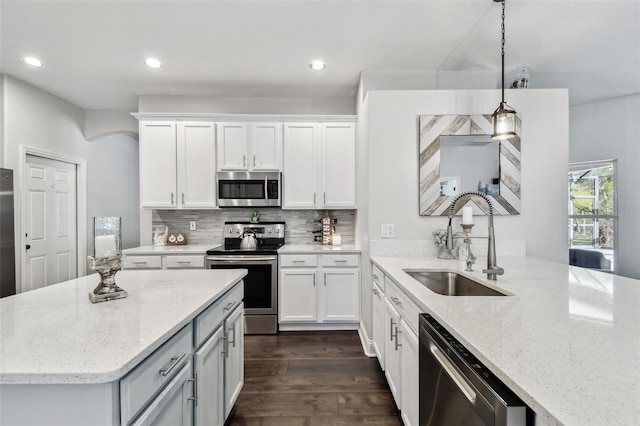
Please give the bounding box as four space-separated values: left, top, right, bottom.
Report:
568 159 618 273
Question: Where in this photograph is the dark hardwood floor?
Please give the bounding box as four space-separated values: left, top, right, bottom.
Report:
226 331 402 426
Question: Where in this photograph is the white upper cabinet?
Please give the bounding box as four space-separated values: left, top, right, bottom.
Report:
283 123 318 209
283 122 356 209
321 123 356 208
140 121 178 208
140 121 217 209
217 122 282 171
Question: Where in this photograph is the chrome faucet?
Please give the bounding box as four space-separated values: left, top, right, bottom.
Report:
445 192 504 280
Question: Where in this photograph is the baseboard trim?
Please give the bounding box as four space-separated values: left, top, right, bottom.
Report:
358 321 376 357
278 323 360 332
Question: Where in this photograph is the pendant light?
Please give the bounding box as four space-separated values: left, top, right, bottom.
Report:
491 0 517 140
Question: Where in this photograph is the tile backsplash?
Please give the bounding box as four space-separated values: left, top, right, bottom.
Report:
152 209 355 246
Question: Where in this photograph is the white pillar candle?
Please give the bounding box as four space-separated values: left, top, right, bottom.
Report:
95 235 117 257
462 207 473 225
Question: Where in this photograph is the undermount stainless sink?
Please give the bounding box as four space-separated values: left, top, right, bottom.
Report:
404 270 509 296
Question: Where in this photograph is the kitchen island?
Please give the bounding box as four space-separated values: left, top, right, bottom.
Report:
372 256 639 426
0 268 247 425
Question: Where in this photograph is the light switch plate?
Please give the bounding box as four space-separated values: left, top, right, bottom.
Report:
189 221 197 231
381 224 395 238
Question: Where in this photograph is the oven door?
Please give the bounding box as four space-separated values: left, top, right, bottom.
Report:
206 255 277 315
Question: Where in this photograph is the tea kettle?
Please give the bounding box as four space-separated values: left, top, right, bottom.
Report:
239 230 258 250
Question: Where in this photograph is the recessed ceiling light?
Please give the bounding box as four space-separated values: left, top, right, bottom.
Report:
310 60 326 71
23 57 44 67
144 58 162 69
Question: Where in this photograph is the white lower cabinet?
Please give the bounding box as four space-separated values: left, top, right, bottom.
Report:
193 327 225 426
224 304 244 417
372 262 420 425
384 297 402 406
400 319 419 426
123 254 205 270
123 283 244 426
132 362 194 426
279 254 360 329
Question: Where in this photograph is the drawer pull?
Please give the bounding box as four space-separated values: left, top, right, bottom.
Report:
391 296 402 308
224 301 238 311
373 274 379 279
292 260 306 263
176 261 192 264
132 261 147 265
334 260 348 263
373 288 379 295
159 352 186 377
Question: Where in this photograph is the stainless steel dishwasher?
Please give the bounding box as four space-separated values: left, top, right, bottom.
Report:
419 314 531 426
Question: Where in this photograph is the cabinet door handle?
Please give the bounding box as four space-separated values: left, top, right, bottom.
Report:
159 352 186 376
228 324 237 348
313 274 316 287
324 192 326 204
243 155 246 167
324 273 327 286
170 192 174 205
221 335 228 357
253 155 256 167
394 326 402 351
181 193 185 205
188 373 198 406
390 318 395 342
313 193 316 204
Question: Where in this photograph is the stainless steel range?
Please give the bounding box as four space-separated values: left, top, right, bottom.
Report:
206 221 284 334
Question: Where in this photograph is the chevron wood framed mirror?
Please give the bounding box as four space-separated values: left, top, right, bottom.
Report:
419 114 521 216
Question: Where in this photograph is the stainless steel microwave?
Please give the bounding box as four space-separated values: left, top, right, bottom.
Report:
217 171 281 207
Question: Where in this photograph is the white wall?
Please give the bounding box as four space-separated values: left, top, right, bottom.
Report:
366 89 569 263
570 94 640 279
139 95 355 115
2 75 139 290
84 110 138 141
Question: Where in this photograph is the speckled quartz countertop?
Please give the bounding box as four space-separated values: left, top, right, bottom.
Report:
371 256 640 426
278 244 361 254
0 269 246 385
122 244 213 255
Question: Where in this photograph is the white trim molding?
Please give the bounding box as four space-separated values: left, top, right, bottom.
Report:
358 321 376 357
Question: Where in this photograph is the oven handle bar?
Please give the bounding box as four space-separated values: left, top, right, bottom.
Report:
207 256 277 262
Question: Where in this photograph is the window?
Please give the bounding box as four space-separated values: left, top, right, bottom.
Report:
568 160 617 272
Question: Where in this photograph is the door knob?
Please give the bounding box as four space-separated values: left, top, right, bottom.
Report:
26 244 31 250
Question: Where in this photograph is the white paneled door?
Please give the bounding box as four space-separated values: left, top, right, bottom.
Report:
24 155 77 291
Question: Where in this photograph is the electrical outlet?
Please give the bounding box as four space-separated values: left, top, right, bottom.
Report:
189 221 197 231
381 224 395 238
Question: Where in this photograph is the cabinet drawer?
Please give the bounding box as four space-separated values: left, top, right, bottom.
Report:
385 279 421 336
194 282 244 348
280 254 317 267
120 324 193 425
165 255 205 269
322 254 359 267
125 255 162 269
372 264 384 291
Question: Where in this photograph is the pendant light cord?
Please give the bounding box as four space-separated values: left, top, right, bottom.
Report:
500 0 506 106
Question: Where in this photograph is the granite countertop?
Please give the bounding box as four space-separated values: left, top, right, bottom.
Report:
371 255 640 426
278 244 361 254
0 269 246 385
122 244 214 255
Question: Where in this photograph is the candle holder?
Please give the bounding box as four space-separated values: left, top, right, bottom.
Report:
459 224 476 271
88 255 127 303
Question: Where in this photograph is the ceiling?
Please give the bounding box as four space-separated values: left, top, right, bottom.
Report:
1 0 638 111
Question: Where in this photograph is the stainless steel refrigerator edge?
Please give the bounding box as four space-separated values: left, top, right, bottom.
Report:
0 168 16 297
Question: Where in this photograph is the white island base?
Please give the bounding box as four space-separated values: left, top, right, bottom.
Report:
0 269 246 426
